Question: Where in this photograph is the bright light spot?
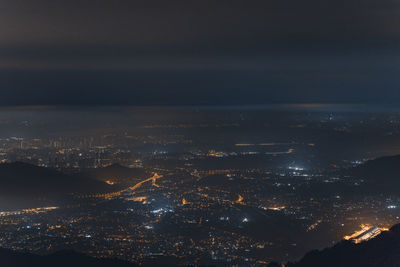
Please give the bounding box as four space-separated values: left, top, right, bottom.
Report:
343 224 388 244
288 166 304 171
151 208 174 215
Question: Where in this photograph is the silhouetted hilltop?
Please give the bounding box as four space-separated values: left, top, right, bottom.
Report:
0 248 138 267
0 162 112 196
350 155 400 177
0 162 120 210
285 223 400 267
346 155 400 192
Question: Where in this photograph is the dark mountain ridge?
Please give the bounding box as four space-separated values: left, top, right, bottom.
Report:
345 154 400 193
284 223 400 267
0 162 149 210
0 162 136 210
0 162 112 196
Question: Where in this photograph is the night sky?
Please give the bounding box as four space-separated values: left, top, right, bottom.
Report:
1 0 399 105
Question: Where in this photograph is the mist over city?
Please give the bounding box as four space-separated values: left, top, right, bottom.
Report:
1 1 400 266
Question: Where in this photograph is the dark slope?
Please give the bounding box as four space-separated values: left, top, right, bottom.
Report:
0 248 138 267
285 223 400 267
0 162 112 196
349 155 400 180
346 155 400 193
0 162 117 210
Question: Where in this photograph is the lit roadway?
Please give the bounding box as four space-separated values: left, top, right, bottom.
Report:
124 172 163 193
78 173 164 199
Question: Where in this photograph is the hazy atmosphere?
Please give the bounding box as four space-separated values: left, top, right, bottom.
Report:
1 0 400 105
1 1 400 267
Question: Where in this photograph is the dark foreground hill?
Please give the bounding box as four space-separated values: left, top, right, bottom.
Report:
282 223 400 267
0 248 138 267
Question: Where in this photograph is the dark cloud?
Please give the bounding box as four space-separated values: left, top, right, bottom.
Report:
0 0 399 105
2 0 400 46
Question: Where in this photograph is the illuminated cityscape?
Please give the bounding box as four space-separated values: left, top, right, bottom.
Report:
0 106 400 265
1 0 400 265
